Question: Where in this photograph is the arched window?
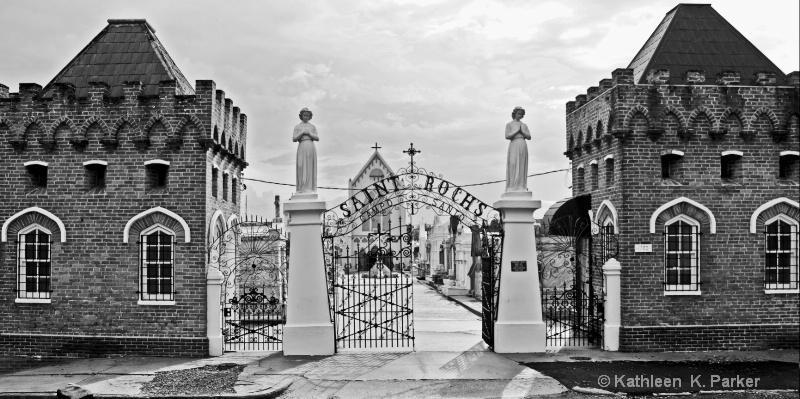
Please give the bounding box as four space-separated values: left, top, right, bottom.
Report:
17 224 51 300
764 215 798 291
139 225 175 303
600 217 615 263
664 215 700 294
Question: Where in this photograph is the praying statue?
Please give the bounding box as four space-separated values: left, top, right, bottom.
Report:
505 106 531 192
293 108 319 194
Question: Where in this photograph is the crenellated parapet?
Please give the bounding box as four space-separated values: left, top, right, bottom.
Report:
564 67 800 158
0 79 247 169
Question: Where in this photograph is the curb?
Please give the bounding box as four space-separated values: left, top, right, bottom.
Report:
0 378 294 399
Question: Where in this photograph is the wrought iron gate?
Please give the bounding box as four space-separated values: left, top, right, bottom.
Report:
480 221 504 349
537 216 616 347
212 216 288 351
323 216 415 350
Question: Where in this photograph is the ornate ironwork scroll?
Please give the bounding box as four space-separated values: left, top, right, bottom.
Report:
208 215 288 351
323 143 501 236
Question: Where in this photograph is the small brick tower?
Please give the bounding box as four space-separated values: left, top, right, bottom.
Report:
564 4 799 351
0 20 247 357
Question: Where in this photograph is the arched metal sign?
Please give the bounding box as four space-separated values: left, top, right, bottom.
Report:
324 143 501 235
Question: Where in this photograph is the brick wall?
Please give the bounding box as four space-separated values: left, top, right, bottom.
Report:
566 68 800 351
0 79 246 357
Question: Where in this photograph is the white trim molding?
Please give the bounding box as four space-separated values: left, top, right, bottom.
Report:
750 197 799 233
209 209 225 240
15 298 52 304
780 150 799 157
83 160 108 166
589 159 598 165
2 207 67 242
226 213 240 227
649 197 717 234
596 200 619 234
660 149 684 157
123 206 191 243
576 163 585 170
23 161 48 167
144 159 170 166
604 154 614 162
721 150 743 157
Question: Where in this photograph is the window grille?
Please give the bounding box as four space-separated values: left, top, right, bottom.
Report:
17 229 51 299
605 159 615 187
212 168 219 198
139 230 174 301
85 164 106 191
26 164 48 190
600 224 615 264
764 220 798 290
663 220 700 292
146 164 168 191
232 178 238 204
223 174 229 201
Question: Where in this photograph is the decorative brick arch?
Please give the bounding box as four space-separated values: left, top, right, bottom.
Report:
0 117 18 137
174 115 206 138
123 207 191 243
720 107 744 130
21 116 47 140
781 112 799 130
586 125 594 142
606 110 616 131
658 106 687 130
596 200 619 233
688 106 716 129
213 126 219 142
111 115 141 138
209 209 226 242
79 116 109 138
2 207 67 242
649 197 717 234
749 198 799 233
748 107 779 131
595 119 604 137
48 116 78 139
576 129 584 147
143 114 174 137
623 105 652 129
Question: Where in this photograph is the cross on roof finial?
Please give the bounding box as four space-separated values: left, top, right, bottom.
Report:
372 143 381 151
403 143 421 170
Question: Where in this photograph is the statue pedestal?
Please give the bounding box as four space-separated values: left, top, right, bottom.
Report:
493 191 546 353
283 195 335 355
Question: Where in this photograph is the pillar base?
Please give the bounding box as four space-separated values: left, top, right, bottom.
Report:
494 321 546 353
283 324 335 355
208 335 223 357
604 324 620 351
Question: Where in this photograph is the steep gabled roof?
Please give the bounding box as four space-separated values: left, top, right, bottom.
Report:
41 19 194 98
628 4 785 85
351 150 395 187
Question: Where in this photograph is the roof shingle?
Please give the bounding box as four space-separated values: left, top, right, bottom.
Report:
41 19 194 98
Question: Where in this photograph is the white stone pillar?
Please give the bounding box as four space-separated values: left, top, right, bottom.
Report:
492 191 546 353
602 258 621 351
207 267 224 356
283 194 335 355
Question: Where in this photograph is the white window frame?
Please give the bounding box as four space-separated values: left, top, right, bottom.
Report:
16 224 53 303
138 224 176 305
663 214 701 295
764 214 799 294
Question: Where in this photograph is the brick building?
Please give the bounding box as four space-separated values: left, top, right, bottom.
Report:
0 19 247 357
563 4 799 351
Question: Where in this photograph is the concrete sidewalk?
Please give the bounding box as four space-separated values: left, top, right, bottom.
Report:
1 349 797 398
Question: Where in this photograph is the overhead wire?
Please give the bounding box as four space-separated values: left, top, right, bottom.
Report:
241 168 569 190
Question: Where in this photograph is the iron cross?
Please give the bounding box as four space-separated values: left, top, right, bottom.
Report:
403 143 420 168
371 143 381 151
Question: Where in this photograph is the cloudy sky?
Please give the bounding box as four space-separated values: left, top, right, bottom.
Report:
1 0 797 222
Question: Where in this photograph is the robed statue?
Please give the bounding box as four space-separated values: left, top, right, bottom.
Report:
293 108 319 194
505 106 531 192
